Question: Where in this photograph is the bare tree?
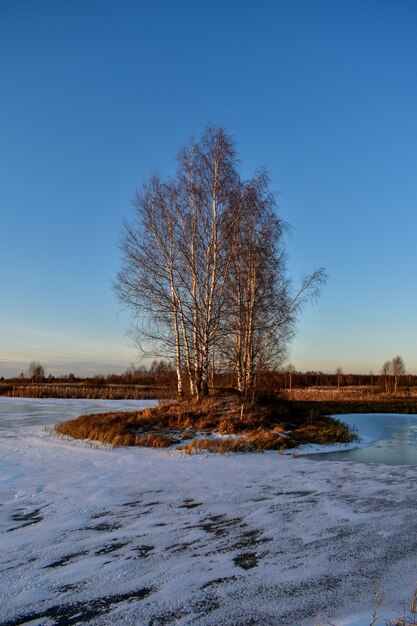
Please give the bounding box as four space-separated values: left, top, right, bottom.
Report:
381 360 392 393
26 361 45 382
381 356 406 394
115 175 185 397
174 127 238 397
115 125 325 400
222 172 325 400
335 366 343 388
115 126 238 398
391 355 406 394
285 363 296 391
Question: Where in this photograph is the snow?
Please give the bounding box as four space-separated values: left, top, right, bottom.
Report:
1 398 417 625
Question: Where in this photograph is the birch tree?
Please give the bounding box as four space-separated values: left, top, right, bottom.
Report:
115 127 238 398
381 356 405 394
391 355 406 393
174 127 238 397
115 175 186 396
381 360 392 393
115 125 325 400
223 172 325 399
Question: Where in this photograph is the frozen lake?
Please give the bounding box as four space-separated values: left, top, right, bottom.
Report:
0 396 159 431
1 398 417 626
310 412 417 465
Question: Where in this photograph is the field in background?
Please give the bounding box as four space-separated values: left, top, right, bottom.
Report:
282 385 417 417
4 380 417 406
0 382 172 400
284 385 417 401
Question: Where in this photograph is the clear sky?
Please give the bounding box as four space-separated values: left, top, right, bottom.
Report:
1 0 416 377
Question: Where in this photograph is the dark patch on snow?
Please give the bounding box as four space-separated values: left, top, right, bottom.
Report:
86 521 123 532
179 500 202 509
275 490 316 498
0 587 155 626
169 540 199 554
91 509 114 519
120 500 161 519
133 544 154 558
122 499 142 508
95 540 130 555
193 594 221 615
234 551 259 570
201 575 239 588
232 528 271 550
44 550 89 568
328 524 356 540
8 507 44 531
55 583 82 594
200 514 244 538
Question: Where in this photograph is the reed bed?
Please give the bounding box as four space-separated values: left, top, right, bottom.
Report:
0 383 171 400
285 386 417 402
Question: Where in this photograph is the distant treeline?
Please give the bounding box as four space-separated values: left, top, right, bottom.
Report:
0 359 416 399
0 361 175 399
254 370 417 394
1 360 176 387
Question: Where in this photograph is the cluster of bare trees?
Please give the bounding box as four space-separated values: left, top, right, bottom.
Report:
115 126 325 400
381 355 406 393
25 361 45 382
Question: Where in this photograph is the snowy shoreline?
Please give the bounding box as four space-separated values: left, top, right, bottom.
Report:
1 399 417 626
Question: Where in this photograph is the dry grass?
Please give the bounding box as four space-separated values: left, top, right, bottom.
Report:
285 386 381 402
56 410 178 448
177 437 253 454
55 393 357 452
294 417 355 445
368 585 417 626
244 428 288 451
0 383 171 400
55 396 234 447
285 385 417 406
323 585 417 626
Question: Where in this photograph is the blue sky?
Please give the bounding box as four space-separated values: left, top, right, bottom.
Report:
1 0 416 377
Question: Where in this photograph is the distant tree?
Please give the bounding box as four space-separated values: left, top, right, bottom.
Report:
285 363 296 390
381 356 406 394
335 366 343 388
391 355 406 393
26 361 45 383
93 374 105 387
381 360 392 393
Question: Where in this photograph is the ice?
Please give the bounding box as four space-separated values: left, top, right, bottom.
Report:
1 398 417 625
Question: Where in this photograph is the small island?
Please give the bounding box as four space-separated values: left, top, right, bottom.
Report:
54 391 357 452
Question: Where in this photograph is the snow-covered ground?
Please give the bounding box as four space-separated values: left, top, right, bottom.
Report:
1 398 417 626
